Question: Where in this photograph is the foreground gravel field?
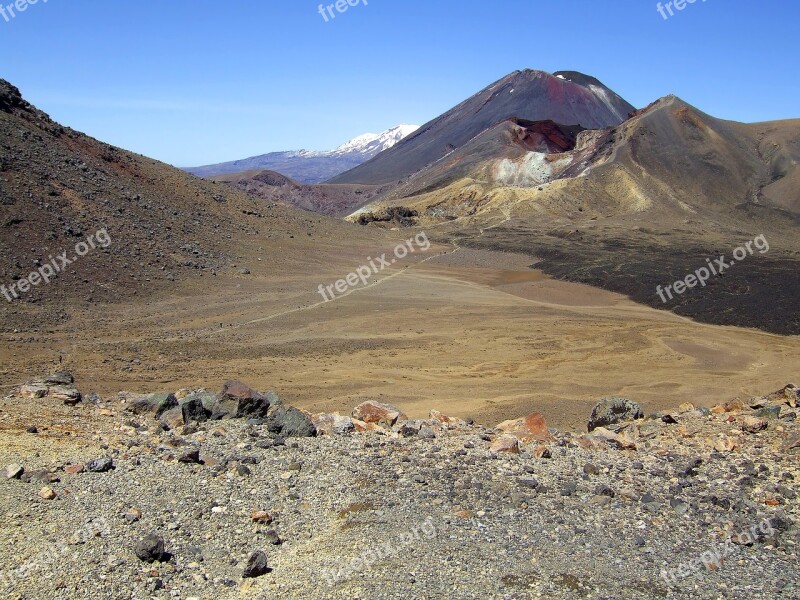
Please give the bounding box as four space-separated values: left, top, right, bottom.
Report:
0 377 798 599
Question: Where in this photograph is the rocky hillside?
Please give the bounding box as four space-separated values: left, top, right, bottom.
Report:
0 373 797 599
211 169 390 217
0 79 378 328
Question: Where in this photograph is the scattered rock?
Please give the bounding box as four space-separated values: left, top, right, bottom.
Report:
311 413 355 436
178 449 201 464
242 550 270 578
5 464 24 479
38 486 56 500
85 457 114 473
134 533 169 563
741 416 768 434
587 397 643 432
754 405 781 420
265 406 317 438
251 511 273 525
128 392 178 418
217 381 273 419
352 401 407 427
495 412 552 442
490 434 521 454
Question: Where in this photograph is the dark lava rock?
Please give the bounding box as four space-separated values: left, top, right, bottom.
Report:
182 397 212 423
588 397 644 432
265 406 317 438
129 393 178 418
217 381 273 419
561 481 578 496
242 550 270 578
755 405 781 420
26 425 38 434
86 457 114 473
134 533 169 563
178 449 201 464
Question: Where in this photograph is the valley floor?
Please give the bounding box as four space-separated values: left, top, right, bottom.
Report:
1 242 796 431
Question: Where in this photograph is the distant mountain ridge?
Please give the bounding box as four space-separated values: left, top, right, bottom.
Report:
184 124 418 183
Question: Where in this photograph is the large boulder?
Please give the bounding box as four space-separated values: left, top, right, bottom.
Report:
495 412 552 442
351 401 407 427
19 372 81 405
587 397 644 432
265 406 317 438
311 413 355 436
216 381 274 419
128 392 178 418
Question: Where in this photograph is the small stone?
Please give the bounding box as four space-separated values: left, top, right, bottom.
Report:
418 426 436 440
65 464 85 474
5 464 24 479
678 403 695 413
741 416 768 434
242 551 270 578
669 498 689 514
39 486 56 500
262 530 282 545
583 464 601 476
86 457 114 473
26 425 38 434
561 481 578 497
532 445 551 459
714 435 738 453
134 533 168 563
595 484 615 498
661 414 679 424
251 511 273 525
125 508 142 522
178 449 201 464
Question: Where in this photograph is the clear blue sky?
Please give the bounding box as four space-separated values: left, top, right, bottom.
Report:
1 0 798 166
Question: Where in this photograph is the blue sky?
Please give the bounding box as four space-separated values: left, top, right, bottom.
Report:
1 0 798 166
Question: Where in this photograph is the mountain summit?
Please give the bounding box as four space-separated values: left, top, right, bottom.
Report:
330 69 635 185
185 124 418 183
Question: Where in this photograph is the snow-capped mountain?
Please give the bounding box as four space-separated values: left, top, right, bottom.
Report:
329 125 419 157
184 125 419 183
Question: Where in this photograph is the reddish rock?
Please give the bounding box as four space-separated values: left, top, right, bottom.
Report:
251 511 274 524
351 401 407 427
217 381 272 418
495 412 552 443
490 434 521 454
723 398 746 412
65 464 85 475
429 410 464 427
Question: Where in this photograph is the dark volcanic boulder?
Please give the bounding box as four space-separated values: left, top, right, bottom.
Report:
217 381 273 419
134 533 169 563
182 397 211 423
265 406 317 438
588 397 644 432
128 393 178 418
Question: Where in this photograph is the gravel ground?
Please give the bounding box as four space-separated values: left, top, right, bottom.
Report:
0 383 798 599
